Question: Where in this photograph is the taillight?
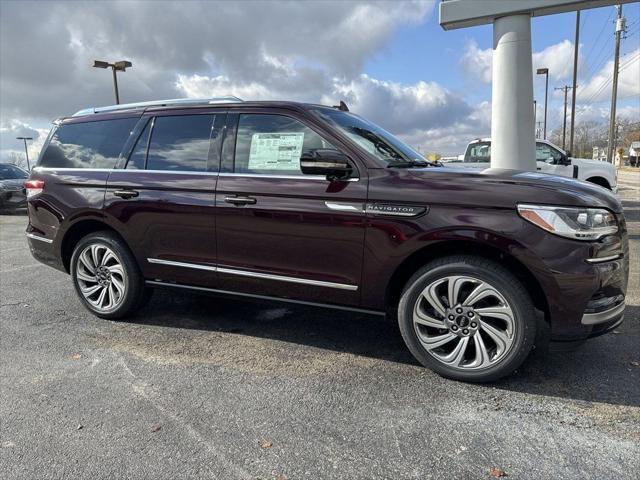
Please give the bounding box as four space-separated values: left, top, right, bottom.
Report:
24 179 45 198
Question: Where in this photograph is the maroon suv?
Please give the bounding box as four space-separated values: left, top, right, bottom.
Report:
25 98 629 382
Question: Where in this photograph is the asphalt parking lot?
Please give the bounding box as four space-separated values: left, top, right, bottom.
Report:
1 170 639 480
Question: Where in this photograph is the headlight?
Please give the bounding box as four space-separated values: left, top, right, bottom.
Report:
517 204 618 240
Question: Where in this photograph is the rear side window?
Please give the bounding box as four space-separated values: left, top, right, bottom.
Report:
145 115 214 172
464 142 491 163
39 118 138 168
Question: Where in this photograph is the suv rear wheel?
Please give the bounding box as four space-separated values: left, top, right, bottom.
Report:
70 231 149 319
398 255 536 382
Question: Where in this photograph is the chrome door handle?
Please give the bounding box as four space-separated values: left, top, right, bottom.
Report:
113 189 139 199
224 195 257 205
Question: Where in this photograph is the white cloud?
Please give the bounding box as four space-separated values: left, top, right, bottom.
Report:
459 40 493 83
578 49 640 103
0 120 48 166
460 39 581 84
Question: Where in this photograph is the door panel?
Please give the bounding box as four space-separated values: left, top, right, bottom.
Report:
215 175 366 305
105 171 218 286
104 112 223 287
215 111 367 306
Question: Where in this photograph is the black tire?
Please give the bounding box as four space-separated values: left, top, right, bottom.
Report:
70 231 148 320
397 255 536 382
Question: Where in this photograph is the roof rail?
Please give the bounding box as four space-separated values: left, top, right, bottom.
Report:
71 96 244 117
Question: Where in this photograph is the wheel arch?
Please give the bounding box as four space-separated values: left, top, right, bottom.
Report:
385 240 550 323
585 176 611 190
60 219 124 273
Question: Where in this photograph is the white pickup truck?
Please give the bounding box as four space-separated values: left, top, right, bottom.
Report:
453 138 617 191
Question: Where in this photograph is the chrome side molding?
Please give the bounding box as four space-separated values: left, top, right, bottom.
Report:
147 258 358 291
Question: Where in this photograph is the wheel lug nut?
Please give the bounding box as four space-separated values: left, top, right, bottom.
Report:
467 312 474 318
456 307 463 314
462 329 469 335
470 322 477 328
448 315 455 320
451 325 458 331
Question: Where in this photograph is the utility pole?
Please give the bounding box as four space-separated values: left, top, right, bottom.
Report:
607 5 625 164
555 85 572 150
569 10 580 154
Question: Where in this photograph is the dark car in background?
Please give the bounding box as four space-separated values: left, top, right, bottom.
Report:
24 98 629 382
0 163 29 213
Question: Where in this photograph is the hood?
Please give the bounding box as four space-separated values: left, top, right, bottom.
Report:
398 167 623 213
570 156 614 168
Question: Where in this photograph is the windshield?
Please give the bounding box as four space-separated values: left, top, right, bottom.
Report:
311 108 426 164
0 164 28 180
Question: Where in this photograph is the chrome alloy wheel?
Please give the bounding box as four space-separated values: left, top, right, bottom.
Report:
75 244 127 312
412 275 516 370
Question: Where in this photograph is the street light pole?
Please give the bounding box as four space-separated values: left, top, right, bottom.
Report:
16 136 33 170
93 60 132 104
536 68 549 139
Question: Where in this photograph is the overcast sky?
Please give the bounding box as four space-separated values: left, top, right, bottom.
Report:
1 0 638 163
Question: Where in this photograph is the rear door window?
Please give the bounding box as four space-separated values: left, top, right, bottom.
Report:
465 142 491 163
145 115 214 172
39 118 138 168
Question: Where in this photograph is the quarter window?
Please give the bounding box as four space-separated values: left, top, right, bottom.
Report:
146 115 214 172
126 120 151 170
234 114 336 175
39 118 138 168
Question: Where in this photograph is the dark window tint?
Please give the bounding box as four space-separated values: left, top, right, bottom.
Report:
40 118 138 168
126 120 152 170
0 164 28 179
235 114 335 175
146 115 213 172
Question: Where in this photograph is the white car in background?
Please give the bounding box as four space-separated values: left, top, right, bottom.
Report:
453 138 617 191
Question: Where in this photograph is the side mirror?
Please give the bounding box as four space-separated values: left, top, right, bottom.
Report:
560 154 572 165
300 149 353 180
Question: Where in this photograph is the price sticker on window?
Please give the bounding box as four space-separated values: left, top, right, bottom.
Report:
248 132 304 171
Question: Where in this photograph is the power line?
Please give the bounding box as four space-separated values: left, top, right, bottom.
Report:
580 52 639 104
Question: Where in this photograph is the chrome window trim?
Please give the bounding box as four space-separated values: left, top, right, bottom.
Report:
32 167 217 176
146 258 357 291
585 254 622 264
26 233 54 244
146 280 380 315
218 172 359 182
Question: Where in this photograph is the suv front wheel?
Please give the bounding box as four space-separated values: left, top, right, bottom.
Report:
70 231 149 319
398 255 536 382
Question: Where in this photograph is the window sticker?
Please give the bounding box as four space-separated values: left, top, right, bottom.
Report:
248 132 304 170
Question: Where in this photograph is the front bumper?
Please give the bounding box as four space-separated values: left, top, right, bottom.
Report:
582 301 625 325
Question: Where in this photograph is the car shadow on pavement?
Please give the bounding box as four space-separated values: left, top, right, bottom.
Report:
130 288 640 408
